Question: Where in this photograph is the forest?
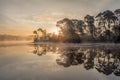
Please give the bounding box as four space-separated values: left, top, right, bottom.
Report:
33 9 120 43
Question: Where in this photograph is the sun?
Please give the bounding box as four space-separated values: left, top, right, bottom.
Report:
54 30 59 35
52 28 59 35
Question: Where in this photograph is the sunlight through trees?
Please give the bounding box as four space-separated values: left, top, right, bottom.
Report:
33 9 120 43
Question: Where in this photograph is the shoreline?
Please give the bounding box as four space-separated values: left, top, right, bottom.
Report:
0 41 120 47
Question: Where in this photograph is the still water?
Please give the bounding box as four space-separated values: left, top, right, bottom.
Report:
0 43 120 80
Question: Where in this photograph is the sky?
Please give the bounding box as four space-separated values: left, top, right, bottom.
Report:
0 0 120 36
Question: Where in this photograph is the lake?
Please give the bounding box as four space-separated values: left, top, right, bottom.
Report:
0 42 120 80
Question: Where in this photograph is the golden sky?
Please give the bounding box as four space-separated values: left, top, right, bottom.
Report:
0 0 120 36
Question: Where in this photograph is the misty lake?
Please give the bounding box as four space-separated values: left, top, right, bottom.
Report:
0 42 120 80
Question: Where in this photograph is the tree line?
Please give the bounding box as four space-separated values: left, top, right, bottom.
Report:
33 9 120 43
0 34 32 41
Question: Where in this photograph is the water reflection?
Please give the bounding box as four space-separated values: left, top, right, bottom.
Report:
32 44 120 76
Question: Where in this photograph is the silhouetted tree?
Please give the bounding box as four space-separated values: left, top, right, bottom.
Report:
84 15 95 38
56 18 81 42
114 9 120 25
71 19 85 35
33 30 38 42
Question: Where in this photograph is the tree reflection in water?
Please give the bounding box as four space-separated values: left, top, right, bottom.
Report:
32 44 120 76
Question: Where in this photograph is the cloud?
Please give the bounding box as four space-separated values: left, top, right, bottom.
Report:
0 13 17 25
24 11 83 22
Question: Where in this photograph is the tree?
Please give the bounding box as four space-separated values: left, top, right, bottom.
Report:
37 28 43 41
96 12 106 29
96 10 118 42
84 15 95 38
71 19 85 35
33 30 38 42
96 10 118 28
114 9 120 25
102 10 117 28
56 18 81 42
37 28 47 41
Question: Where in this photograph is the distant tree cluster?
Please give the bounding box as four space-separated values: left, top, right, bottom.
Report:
33 9 120 43
33 28 58 42
0 34 32 41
